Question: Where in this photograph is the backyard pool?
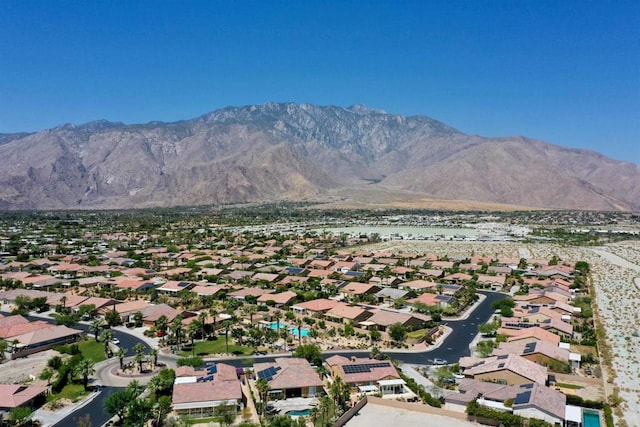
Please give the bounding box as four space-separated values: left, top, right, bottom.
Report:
583 410 601 427
286 409 311 417
268 322 309 337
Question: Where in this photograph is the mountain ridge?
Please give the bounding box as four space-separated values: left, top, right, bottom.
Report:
0 102 638 211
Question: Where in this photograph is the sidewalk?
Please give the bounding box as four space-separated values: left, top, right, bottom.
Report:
32 390 101 427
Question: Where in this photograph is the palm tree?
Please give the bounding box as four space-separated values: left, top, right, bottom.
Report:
255 378 270 417
133 343 145 372
273 311 283 332
116 348 128 370
209 308 219 337
150 348 158 367
156 315 169 344
89 319 102 341
100 330 113 358
245 304 258 325
296 318 303 346
198 311 207 340
74 359 95 390
222 319 234 355
171 316 183 351
329 377 351 413
187 321 200 356
0 339 7 363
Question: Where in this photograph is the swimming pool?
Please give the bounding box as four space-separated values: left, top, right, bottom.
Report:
286 409 311 417
268 322 309 337
583 409 601 427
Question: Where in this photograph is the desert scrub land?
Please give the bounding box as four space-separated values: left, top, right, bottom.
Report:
360 240 640 427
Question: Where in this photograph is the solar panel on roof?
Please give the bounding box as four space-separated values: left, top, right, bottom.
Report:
523 342 536 354
497 354 509 360
343 362 391 374
497 363 505 368
207 365 218 374
514 390 531 405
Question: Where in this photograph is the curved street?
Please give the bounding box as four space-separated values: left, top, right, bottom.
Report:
46 290 504 426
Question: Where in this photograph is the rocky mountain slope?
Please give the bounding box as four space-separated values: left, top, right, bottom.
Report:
0 102 638 211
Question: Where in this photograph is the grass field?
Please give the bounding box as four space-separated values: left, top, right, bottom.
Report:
47 384 89 403
179 338 253 357
78 339 107 363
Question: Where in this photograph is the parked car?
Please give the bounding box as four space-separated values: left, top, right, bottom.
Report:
433 358 448 365
111 338 120 345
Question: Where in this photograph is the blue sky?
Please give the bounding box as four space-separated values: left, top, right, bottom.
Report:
1 1 639 163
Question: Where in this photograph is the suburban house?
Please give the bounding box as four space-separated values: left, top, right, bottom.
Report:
445 379 566 425
324 303 372 324
172 363 243 418
460 354 549 386
291 299 341 316
253 358 324 399
257 291 297 307
491 340 571 369
325 356 407 395
364 309 429 332
0 384 49 412
499 326 561 347
0 315 83 358
407 293 455 308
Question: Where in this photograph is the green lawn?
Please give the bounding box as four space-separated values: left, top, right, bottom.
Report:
179 338 253 357
407 329 428 339
78 339 106 363
47 384 89 403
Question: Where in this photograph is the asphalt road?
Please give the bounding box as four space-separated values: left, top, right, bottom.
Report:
198 290 506 368
19 290 506 426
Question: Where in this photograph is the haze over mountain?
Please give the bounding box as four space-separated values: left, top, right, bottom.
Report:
0 102 638 211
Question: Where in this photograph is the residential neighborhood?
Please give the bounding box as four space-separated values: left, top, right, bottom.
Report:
0 211 627 427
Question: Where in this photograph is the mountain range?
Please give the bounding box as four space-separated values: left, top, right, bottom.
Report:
0 102 638 211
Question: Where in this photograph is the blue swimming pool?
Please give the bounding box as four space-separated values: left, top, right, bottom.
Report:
286 409 311 417
583 410 601 427
268 322 309 337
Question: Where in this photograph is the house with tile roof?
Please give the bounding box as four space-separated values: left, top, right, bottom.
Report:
462 354 548 386
492 340 570 370
325 303 372 324
325 356 406 395
257 291 297 307
253 358 324 399
445 379 566 425
172 362 243 419
291 298 341 316
0 384 49 411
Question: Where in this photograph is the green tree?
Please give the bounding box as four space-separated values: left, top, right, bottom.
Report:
39 367 54 385
177 356 203 368
255 377 270 417
133 311 144 328
89 319 103 340
73 359 95 390
133 343 145 372
9 407 35 426
388 322 407 342
116 347 128 370
293 344 322 366
104 390 132 420
156 315 169 343
156 395 172 426
329 376 351 413
105 309 122 326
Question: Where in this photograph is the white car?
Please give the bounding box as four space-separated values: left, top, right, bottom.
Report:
111 338 120 345
433 358 448 365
